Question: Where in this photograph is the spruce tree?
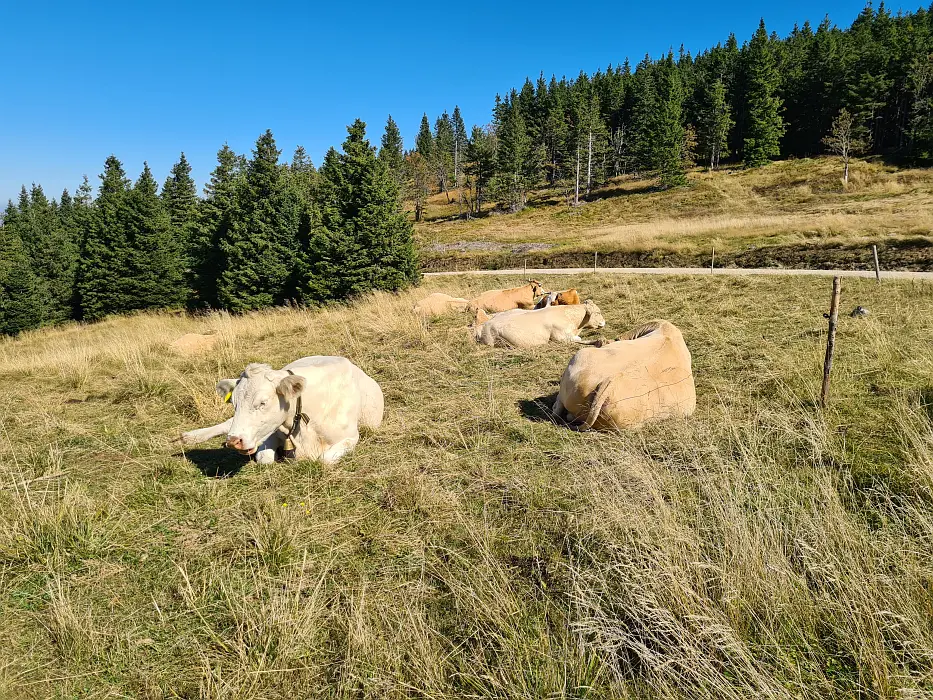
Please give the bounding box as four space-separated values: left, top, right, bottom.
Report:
464 126 497 215
127 164 187 310
656 53 687 187
305 120 418 301
77 155 133 321
699 77 734 170
193 144 242 309
25 184 76 323
495 99 537 211
415 114 434 163
451 106 468 215
161 153 199 291
217 130 300 312
433 112 454 202
0 202 45 336
743 20 785 167
378 115 405 189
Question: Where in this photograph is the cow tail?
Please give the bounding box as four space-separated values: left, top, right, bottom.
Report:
570 376 617 431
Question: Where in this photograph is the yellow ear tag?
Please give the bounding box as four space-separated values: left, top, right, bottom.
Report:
223 391 233 404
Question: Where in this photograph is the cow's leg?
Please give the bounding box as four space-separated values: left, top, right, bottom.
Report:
319 435 360 465
552 394 566 420
181 418 233 446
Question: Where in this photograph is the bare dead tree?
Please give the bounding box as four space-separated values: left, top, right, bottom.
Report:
823 109 869 185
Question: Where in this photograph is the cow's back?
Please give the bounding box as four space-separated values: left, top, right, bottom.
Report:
414 293 469 317
559 322 695 429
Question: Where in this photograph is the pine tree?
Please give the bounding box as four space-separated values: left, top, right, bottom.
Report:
700 77 734 170
452 106 468 215
495 99 537 212
217 131 300 312
161 153 199 299
630 56 660 174
464 125 497 215
0 201 45 335
305 120 418 301
127 164 187 309
289 146 317 194
433 112 454 202
77 155 133 321
415 113 434 162
378 115 405 189
656 52 687 187
25 184 77 323
743 20 785 167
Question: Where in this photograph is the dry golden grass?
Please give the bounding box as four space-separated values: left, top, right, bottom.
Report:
1 273 933 697
416 158 933 258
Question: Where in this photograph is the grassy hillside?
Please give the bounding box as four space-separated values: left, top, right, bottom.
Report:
416 158 933 271
1 274 933 697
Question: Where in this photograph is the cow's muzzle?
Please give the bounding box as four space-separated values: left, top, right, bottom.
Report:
226 436 257 455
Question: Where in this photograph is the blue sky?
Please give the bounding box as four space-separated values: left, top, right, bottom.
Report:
0 0 896 204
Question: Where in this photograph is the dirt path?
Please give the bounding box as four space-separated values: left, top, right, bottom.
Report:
425 267 933 280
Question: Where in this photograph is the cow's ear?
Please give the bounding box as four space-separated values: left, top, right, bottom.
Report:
216 379 237 401
276 374 306 399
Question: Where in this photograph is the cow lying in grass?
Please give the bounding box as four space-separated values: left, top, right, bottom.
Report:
533 288 581 309
473 300 606 348
181 356 383 464
413 292 470 317
552 320 695 430
469 280 545 313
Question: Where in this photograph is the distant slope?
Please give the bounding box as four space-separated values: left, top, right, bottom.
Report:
413 158 933 271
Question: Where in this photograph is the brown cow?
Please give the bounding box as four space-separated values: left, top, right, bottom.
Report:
533 288 581 309
468 280 545 313
413 292 470 317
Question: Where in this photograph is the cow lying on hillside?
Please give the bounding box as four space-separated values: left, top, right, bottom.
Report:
469 280 545 313
413 292 470 317
473 300 606 348
181 356 383 464
533 288 581 309
552 320 695 431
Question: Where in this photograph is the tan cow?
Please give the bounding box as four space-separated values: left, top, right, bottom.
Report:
473 300 606 348
533 288 581 309
413 292 470 317
552 320 695 431
469 280 545 313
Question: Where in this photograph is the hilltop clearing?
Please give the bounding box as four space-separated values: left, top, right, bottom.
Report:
415 158 933 271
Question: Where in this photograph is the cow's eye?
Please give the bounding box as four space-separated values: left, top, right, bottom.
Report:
257 400 268 410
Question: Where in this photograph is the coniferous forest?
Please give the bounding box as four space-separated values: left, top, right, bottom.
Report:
3 4 933 335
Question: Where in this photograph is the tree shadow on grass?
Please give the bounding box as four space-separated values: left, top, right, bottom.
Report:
176 448 249 479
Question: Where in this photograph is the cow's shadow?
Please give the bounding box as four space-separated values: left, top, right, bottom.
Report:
178 448 249 479
518 392 564 425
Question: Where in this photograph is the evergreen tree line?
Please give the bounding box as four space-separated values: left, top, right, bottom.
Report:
0 121 418 335
380 4 933 214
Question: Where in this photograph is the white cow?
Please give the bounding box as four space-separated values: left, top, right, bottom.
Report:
181 356 383 465
473 300 606 348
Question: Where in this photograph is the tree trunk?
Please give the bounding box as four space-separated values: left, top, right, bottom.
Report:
586 131 593 196
455 142 462 218
843 157 849 185
574 143 581 207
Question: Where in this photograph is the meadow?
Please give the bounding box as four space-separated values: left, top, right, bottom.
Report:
1 272 932 698
416 159 933 271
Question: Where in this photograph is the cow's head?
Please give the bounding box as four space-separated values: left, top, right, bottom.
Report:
580 300 606 330
215 363 305 455
527 279 545 297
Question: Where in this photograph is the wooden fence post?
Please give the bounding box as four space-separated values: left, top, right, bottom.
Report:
711 246 715 274
594 251 598 274
872 245 881 284
523 258 527 277
821 276 842 408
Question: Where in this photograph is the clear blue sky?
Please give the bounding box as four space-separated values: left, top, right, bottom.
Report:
0 0 895 204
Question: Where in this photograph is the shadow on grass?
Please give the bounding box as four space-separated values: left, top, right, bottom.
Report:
178 448 249 479
518 392 563 424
